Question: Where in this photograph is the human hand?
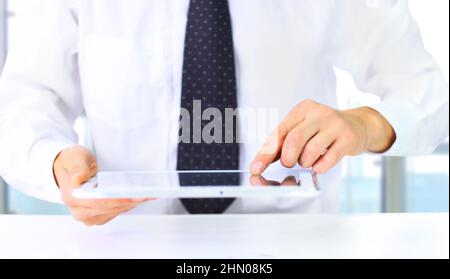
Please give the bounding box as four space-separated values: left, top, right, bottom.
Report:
251 100 395 174
53 145 149 226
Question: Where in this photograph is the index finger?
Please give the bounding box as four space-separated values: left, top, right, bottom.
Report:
250 105 307 175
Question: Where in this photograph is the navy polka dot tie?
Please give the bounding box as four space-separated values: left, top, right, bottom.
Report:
177 0 239 214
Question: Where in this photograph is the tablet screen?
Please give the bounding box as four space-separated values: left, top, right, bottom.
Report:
73 169 319 199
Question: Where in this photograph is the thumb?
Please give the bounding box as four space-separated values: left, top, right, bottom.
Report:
60 147 97 188
69 159 97 188
70 165 96 188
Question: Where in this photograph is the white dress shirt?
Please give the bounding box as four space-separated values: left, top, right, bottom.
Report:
0 0 448 214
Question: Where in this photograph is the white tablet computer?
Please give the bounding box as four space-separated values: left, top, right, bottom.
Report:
72 169 319 199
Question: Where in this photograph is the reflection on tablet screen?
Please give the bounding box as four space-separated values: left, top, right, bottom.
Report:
95 169 317 189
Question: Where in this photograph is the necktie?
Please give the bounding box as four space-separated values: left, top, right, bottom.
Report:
177 0 239 214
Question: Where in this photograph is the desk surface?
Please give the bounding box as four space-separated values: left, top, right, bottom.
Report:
0 213 448 259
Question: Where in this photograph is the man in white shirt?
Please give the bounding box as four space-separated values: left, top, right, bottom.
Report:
0 0 448 225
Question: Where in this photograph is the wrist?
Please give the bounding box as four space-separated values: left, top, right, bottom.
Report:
352 107 396 153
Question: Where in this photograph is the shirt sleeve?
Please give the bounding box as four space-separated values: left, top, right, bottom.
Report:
328 0 449 155
0 1 81 203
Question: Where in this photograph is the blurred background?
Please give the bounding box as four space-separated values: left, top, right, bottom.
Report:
0 0 448 215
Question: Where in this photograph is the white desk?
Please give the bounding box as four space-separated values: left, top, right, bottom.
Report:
0 213 448 259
